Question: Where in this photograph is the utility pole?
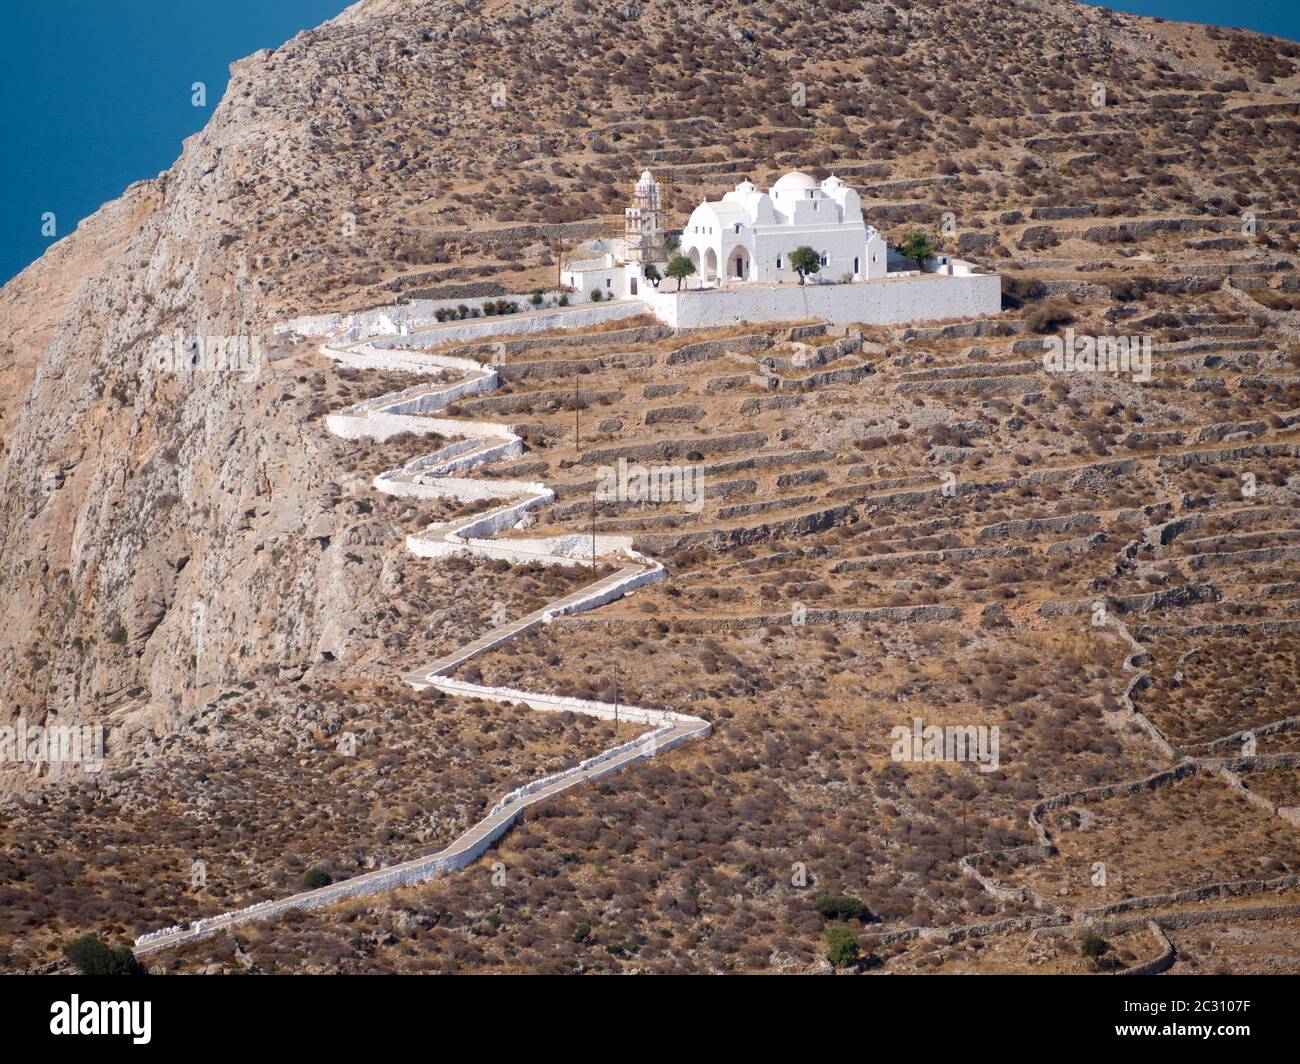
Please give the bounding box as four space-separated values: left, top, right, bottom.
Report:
614 680 620 734
962 795 968 859
591 489 597 570
574 371 580 454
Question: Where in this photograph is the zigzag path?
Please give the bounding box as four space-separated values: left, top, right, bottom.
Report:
132 332 709 955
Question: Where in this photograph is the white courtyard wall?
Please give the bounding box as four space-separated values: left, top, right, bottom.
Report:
393 300 646 345
641 271 1001 328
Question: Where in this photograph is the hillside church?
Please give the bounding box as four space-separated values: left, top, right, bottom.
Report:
563 169 887 296
559 168 999 327
680 170 887 285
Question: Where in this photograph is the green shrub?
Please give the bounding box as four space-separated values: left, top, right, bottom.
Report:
573 922 591 943
825 927 860 969
590 289 603 302
1081 932 1110 960
302 866 333 889
813 894 872 922
63 935 142 976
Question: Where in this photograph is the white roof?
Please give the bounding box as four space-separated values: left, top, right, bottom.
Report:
697 200 748 224
771 170 819 193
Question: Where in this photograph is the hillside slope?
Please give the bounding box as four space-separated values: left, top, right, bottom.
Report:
1 0 1298 973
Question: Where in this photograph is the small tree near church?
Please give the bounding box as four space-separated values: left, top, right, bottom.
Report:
788 245 821 285
665 254 696 291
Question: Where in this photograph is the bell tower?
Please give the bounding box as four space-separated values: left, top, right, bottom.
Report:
624 169 665 264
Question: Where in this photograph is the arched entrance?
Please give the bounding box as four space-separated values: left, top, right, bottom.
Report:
727 247 749 284
686 247 702 289
703 247 718 284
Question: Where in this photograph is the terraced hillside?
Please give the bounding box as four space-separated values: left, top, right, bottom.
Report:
1 0 1298 975
146 287 1300 973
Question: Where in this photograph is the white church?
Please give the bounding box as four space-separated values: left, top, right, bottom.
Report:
680 170 886 285
561 169 1000 328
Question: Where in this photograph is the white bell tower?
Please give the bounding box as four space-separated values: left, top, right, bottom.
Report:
624 169 664 264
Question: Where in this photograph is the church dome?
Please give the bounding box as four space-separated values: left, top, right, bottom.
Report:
771 170 819 193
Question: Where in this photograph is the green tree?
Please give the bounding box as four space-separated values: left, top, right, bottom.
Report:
788 245 821 285
642 263 662 289
1081 932 1110 961
302 866 333 889
899 231 937 271
63 935 142 976
825 927 860 969
813 894 872 922
665 254 696 291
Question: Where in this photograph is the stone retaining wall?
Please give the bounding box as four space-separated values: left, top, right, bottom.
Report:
555 604 965 632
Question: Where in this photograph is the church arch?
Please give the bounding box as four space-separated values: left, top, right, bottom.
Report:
726 246 749 282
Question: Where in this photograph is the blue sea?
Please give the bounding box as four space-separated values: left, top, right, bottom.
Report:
1 0 1296 286
0 1 346 285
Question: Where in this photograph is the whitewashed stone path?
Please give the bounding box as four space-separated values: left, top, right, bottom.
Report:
134 332 709 955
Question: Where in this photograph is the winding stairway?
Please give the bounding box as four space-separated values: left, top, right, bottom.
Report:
133 332 709 955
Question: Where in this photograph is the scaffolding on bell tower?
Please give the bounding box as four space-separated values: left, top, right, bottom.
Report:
624 169 670 264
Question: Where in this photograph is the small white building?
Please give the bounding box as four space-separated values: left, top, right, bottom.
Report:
680 171 887 286
560 249 636 300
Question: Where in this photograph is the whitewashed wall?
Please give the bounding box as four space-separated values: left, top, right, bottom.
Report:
641 270 1001 328
277 292 574 338
291 299 648 343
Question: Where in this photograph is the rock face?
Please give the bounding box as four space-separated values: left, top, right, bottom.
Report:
0 18 382 784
